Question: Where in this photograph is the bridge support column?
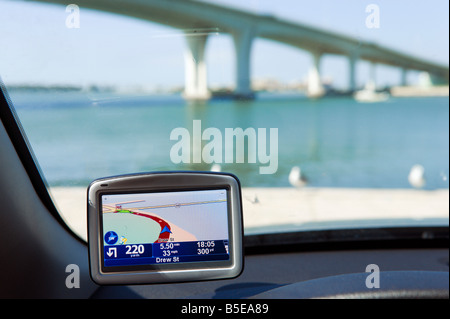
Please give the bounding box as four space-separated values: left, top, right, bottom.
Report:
183 34 211 101
401 68 408 86
307 52 325 98
232 29 254 99
365 61 377 90
348 53 358 92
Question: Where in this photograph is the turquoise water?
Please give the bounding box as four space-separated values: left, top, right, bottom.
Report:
9 90 450 189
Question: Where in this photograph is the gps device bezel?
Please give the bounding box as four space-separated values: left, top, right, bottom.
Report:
87 171 244 285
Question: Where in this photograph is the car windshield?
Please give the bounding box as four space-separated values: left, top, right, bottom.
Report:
1 0 448 241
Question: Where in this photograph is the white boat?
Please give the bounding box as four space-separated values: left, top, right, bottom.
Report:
354 82 389 103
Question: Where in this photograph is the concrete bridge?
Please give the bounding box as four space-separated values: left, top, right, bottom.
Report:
30 0 449 99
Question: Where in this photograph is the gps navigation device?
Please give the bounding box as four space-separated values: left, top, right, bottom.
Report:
87 172 243 285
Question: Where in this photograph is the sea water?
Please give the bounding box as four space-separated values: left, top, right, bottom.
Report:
9 90 450 190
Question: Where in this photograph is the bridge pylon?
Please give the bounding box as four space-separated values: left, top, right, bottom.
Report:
183 33 211 101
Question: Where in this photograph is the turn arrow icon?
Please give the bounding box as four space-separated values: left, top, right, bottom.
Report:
106 247 117 258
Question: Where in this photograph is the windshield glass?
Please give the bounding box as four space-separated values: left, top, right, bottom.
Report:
1 0 448 241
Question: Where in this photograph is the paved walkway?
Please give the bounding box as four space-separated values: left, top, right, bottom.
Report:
50 187 449 241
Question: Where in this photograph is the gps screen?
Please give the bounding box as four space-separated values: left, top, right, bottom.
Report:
100 188 230 270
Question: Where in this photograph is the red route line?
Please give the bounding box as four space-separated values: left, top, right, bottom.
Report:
131 211 171 243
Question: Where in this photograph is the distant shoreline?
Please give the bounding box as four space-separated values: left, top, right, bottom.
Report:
6 84 449 97
390 85 449 97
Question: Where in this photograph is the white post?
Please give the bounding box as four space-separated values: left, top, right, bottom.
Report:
232 28 254 99
183 34 210 101
307 51 325 98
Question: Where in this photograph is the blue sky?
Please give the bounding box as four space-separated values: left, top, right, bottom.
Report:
0 0 448 89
